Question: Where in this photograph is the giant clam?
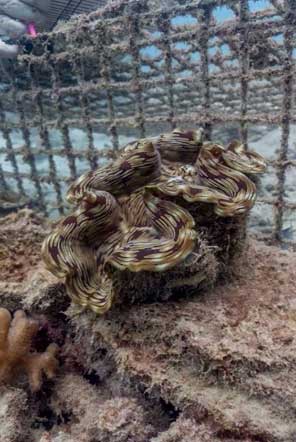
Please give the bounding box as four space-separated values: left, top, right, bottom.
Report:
42 129 266 314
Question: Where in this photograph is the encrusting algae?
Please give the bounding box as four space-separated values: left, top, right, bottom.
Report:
42 128 266 314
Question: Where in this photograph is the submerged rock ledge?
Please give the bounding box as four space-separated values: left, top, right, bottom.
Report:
0 210 296 441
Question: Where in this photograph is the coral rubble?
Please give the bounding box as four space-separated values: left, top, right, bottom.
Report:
42 129 266 313
0 308 59 391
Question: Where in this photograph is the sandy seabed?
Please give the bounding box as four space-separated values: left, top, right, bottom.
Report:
0 210 296 442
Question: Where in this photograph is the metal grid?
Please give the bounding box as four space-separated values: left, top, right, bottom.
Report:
46 0 107 30
0 0 295 247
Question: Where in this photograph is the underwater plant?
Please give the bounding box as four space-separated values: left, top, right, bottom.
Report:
42 129 266 314
0 308 59 391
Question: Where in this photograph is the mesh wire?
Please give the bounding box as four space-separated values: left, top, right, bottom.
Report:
0 0 295 247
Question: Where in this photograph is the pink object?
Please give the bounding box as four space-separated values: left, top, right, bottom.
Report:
27 23 37 37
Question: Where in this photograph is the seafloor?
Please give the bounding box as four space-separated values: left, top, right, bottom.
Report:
0 210 296 442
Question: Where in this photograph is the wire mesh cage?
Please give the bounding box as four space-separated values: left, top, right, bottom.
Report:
0 0 295 247
45 0 108 30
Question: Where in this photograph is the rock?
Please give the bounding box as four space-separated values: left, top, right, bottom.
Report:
39 432 75 442
0 209 68 314
150 414 255 442
1 209 296 440
68 240 296 442
50 374 155 442
0 387 30 442
0 209 47 284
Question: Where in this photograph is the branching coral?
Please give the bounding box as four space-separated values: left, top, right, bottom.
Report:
0 308 59 391
42 128 266 314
